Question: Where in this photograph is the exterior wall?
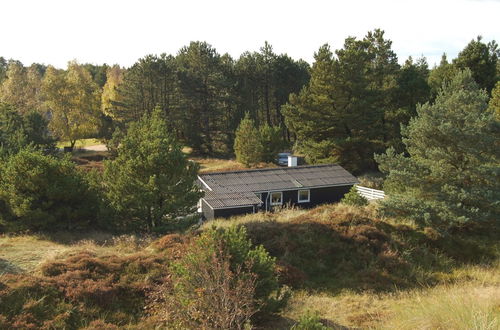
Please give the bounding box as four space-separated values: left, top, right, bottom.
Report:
201 199 214 220
213 206 256 219
259 185 353 210
203 185 353 220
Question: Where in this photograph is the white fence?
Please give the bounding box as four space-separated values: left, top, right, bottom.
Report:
355 185 385 200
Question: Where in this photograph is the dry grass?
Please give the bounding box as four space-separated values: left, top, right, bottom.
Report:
0 232 154 275
384 281 500 330
192 156 278 173
0 236 71 274
281 263 499 329
201 206 309 230
194 157 246 173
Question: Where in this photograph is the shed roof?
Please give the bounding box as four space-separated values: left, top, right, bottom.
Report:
202 191 262 209
199 164 357 193
199 164 357 209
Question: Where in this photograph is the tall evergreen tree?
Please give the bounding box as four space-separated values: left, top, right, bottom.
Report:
234 113 263 167
114 54 179 127
283 37 384 173
103 108 202 231
375 70 500 230
387 57 431 151
428 54 458 98
453 36 499 94
259 123 284 163
177 41 227 154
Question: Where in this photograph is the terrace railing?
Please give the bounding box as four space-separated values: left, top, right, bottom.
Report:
355 185 385 200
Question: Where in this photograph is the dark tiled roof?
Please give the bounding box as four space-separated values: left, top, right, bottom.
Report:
199 164 357 209
202 191 262 209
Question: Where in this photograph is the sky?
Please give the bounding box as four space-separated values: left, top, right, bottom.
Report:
2 0 499 69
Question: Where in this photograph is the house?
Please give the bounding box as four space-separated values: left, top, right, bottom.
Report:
197 158 358 220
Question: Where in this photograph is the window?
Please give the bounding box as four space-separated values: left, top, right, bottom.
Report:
255 193 262 201
298 189 310 203
270 192 283 205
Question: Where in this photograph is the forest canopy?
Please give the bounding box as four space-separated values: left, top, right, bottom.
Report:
0 31 498 172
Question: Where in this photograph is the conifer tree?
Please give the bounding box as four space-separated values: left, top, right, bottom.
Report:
103 108 202 231
259 123 284 163
234 113 263 167
375 70 500 230
283 39 385 173
489 81 500 120
453 36 499 94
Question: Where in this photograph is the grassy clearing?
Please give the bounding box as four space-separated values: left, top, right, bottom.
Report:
0 236 70 275
56 138 101 149
0 232 155 276
384 281 499 330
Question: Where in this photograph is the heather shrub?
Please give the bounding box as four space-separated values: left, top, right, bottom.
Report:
0 250 170 328
157 226 288 328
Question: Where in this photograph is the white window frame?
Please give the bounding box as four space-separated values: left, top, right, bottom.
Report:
270 192 283 206
297 189 310 203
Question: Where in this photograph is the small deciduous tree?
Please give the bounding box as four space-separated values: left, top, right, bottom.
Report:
375 70 500 230
103 108 202 231
42 62 100 148
234 113 263 167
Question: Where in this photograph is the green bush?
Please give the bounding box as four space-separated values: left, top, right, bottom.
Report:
341 186 368 206
164 226 288 328
0 148 98 232
0 103 55 157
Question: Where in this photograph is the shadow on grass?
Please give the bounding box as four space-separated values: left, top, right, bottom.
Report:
0 258 24 275
242 217 498 295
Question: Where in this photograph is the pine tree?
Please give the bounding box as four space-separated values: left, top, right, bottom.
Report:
103 107 202 231
453 36 499 94
234 113 263 167
375 69 500 230
0 103 54 156
259 123 284 163
489 81 500 120
0 148 97 231
283 38 385 173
